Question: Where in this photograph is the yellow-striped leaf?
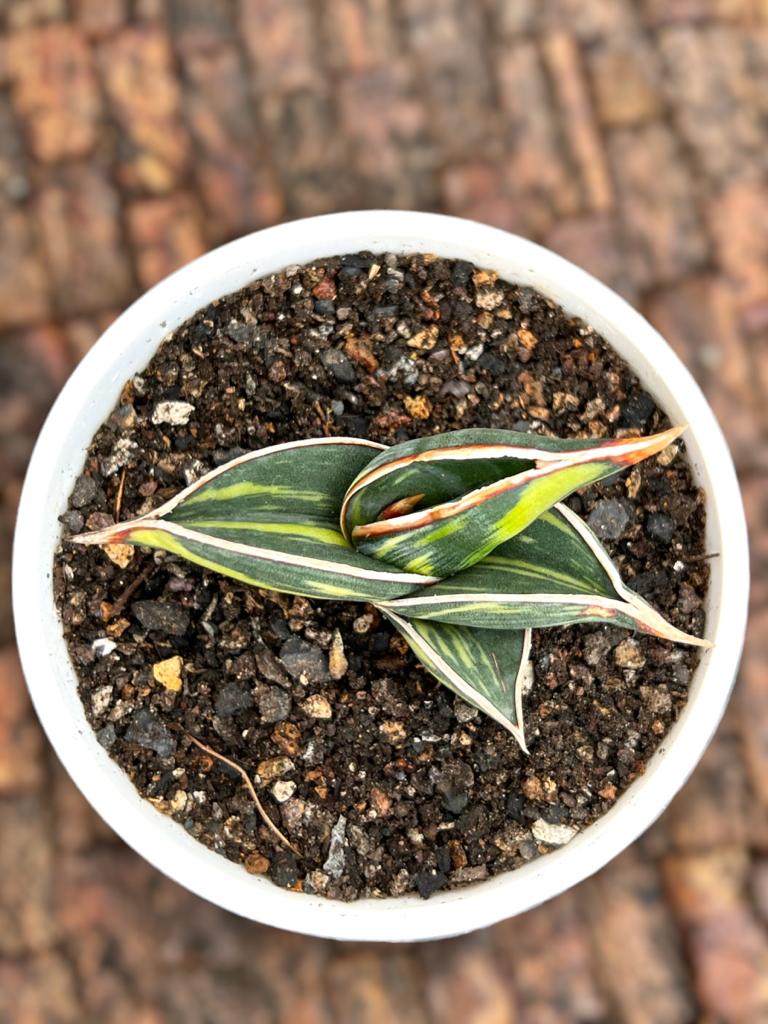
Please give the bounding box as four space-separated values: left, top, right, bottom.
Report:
342 426 684 578
383 610 531 751
73 438 437 602
381 502 709 646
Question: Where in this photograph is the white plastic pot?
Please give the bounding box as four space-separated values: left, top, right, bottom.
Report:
13 211 748 942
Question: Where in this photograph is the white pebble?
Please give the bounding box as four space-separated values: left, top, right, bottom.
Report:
531 819 577 846
152 400 196 426
91 637 117 658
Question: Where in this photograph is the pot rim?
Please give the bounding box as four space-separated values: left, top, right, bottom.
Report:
12 210 749 942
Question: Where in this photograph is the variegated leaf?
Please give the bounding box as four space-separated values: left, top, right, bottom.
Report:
74 438 437 602
343 426 683 578
381 502 709 646
382 609 531 751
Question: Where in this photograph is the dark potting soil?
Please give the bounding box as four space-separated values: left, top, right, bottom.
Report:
53 253 708 901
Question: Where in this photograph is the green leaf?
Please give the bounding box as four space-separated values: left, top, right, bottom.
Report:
344 426 684 579
380 503 709 646
73 438 438 602
382 609 531 751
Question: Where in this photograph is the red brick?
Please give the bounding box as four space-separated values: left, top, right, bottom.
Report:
127 194 206 289
608 124 708 289
587 850 695 1024
0 951 81 1023
329 949 429 1024
658 27 766 186
644 277 762 469
485 0 541 37
588 39 663 125
168 0 234 54
739 606 768 812
73 0 126 37
5 0 67 29
708 182 768 312
441 162 525 233
64 310 119 362
338 66 436 210
0 646 44 795
495 41 581 237
642 0 758 24
400 0 498 160
550 0 639 42
743 475 768 608
420 933 518 1023
542 32 614 213
7 25 101 162
545 215 636 301
663 848 768 1020
321 0 399 72
238 0 323 93
0 794 57 955
181 47 284 242
36 165 133 315
0 200 50 329
98 27 190 194
493 891 606 1022
664 721 748 851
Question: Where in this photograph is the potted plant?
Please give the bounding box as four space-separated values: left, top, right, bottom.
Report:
13 211 748 942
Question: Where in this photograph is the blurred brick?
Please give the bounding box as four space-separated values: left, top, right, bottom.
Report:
739 606 768 812
0 93 30 203
321 0 399 72
441 161 524 232
0 951 81 1023
420 933 518 1023
663 848 768 1020
0 646 44 795
644 277 764 470
329 949 428 1024
168 0 234 55
485 0 541 37
338 65 437 210
0 199 50 328
658 27 766 186
587 850 695 1024
743 475 768 608
239 0 322 94
588 39 663 125
495 40 580 237
542 31 613 213
5 0 67 29
550 0 639 42
260 90 357 217
181 47 283 241
53 769 116 853
545 215 636 301
608 124 708 289
36 164 133 315
642 0 757 24
664 723 748 851
399 0 497 159
99 27 190 193
493 891 606 1022
7 24 100 161
64 310 118 362
708 181 768 312
0 793 57 955
127 193 206 288
73 0 126 37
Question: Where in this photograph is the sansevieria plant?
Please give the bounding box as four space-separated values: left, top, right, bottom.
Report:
74 427 708 750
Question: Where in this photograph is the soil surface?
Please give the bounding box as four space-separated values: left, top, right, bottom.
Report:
53 253 708 901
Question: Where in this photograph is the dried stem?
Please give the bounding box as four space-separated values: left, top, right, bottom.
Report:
114 466 127 521
186 734 300 857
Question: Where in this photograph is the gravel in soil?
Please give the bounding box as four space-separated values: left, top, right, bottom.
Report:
53 253 708 900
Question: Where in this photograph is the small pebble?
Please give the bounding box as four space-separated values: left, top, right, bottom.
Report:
70 474 99 509
531 819 577 846
125 709 176 758
152 655 183 692
271 780 297 803
91 637 116 658
244 853 270 875
301 694 333 720
214 682 253 717
152 400 195 426
414 869 448 898
257 686 292 723
132 600 190 636
614 639 646 669
323 816 347 879
619 390 655 427
279 637 330 683
646 512 675 544
587 498 630 541
91 684 113 716
328 629 348 680
104 543 134 568
320 348 356 383
257 756 294 783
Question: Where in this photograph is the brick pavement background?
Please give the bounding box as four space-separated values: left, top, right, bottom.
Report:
1 1 767 1021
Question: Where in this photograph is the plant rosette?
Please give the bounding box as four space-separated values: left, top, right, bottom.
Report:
13 211 748 942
